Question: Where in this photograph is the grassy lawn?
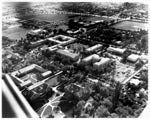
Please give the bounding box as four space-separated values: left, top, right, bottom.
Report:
45 76 59 87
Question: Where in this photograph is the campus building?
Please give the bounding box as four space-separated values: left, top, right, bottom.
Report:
83 20 104 30
10 64 52 88
29 39 58 48
27 29 47 36
30 35 77 53
107 46 126 55
10 64 62 90
127 54 140 63
9 64 64 103
45 35 77 51
56 49 79 61
139 54 148 63
82 54 100 65
93 57 112 72
50 35 76 44
86 44 103 53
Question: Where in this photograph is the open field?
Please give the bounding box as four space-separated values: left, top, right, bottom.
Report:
111 21 148 31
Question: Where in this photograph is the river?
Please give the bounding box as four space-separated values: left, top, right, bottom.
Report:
2 2 67 40
2 2 105 40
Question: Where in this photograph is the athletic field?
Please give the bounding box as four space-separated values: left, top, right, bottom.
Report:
111 21 148 31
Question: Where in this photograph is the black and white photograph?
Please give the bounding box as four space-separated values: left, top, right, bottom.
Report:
1 1 149 118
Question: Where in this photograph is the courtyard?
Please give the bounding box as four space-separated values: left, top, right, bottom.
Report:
114 61 135 83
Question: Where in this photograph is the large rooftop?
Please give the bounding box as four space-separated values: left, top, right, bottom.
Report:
28 29 47 35
107 46 126 55
56 49 79 61
11 64 52 88
127 54 140 62
86 44 103 52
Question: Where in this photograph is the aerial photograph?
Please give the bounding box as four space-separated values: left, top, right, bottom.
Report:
2 2 148 118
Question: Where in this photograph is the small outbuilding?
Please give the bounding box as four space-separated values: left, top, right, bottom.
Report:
127 54 139 62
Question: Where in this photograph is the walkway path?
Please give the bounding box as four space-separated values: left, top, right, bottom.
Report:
121 65 144 85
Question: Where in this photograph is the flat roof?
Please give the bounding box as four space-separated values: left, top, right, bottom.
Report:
127 54 139 62
82 54 100 62
47 38 62 44
52 35 76 41
20 80 32 88
86 44 102 52
28 81 45 91
28 29 46 35
107 47 126 54
56 49 79 60
130 79 141 86
11 64 51 86
94 57 111 66
18 64 46 74
41 71 52 77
